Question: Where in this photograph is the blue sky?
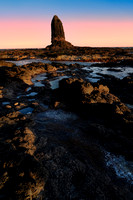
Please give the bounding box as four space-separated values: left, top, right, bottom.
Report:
1 0 133 19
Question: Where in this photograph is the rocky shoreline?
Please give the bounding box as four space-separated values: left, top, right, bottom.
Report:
0 47 133 62
0 57 133 199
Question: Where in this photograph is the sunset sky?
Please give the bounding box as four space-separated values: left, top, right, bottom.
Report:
0 0 133 48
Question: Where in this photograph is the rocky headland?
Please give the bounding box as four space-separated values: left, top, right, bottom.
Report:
0 15 133 200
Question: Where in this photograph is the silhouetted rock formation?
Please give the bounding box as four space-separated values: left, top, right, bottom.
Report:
51 15 65 44
47 15 73 49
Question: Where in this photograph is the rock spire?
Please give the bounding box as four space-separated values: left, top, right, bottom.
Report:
46 15 73 49
51 15 65 44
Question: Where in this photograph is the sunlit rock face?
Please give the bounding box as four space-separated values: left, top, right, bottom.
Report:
47 15 73 49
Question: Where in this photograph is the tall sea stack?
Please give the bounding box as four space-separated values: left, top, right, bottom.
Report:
47 15 73 49
51 15 65 44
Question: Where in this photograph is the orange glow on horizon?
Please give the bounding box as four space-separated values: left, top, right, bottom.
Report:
0 18 133 48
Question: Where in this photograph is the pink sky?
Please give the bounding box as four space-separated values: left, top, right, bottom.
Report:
0 18 133 48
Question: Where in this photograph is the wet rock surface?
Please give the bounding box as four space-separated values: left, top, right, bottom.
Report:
0 58 133 199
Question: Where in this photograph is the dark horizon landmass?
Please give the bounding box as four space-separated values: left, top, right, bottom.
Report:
1 46 133 50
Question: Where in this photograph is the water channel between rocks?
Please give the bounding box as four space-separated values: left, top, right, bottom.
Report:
9 59 133 82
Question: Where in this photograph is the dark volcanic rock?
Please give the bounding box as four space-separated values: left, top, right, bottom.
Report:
47 15 73 49
57 78 130 117
98 74 133 105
